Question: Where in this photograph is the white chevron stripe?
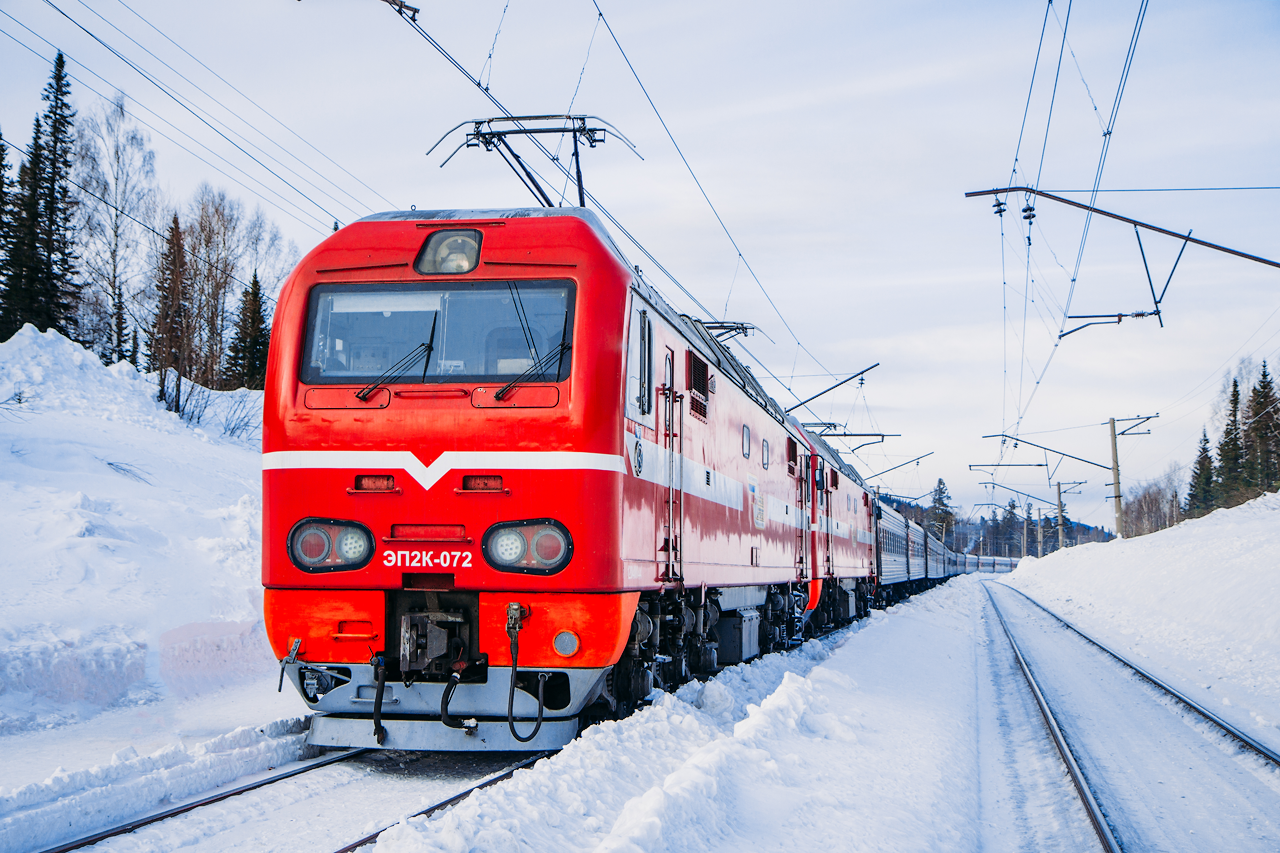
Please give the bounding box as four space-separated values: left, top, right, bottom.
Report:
263 450 625 493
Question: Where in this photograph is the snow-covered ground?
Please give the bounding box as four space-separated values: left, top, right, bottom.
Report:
2 327 1278 852
1007 492 1280 756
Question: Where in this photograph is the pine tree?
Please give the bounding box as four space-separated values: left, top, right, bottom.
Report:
39 52 80 330
222 271 271 390
0 125 11 313
0 118 53 338
1185 429 1215 517
925 478 955 547
0 56 82 340
1214 379 1246 507
1244 362 1279 496
152 215 186 411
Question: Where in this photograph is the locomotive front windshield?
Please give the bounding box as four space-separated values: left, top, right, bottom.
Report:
301 280 575 385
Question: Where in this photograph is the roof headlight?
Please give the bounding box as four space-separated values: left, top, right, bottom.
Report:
415 229 482 275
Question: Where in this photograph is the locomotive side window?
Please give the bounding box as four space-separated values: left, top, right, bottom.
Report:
301 280 575 385
742 425 750 459
762 439 770 469
624 304 654 423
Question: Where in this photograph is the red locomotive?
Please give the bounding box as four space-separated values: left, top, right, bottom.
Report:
262 208 981 751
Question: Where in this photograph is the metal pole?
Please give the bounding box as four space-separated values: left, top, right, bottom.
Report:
1057 482 1065 551
1022 509 1028 559
1036 508 1043 556
1110 417 1123 540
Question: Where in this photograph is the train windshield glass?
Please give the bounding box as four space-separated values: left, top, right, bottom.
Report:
301 280 575 385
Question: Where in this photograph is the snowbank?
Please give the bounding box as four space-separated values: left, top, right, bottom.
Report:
0 715 311 853
0 325 272 733
1008 492 1280 745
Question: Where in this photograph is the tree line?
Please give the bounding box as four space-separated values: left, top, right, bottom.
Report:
0 53 293 412
884 479 1108 559
1097 360 1277 538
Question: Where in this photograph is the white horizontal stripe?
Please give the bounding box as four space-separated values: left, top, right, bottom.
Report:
263 449 625 493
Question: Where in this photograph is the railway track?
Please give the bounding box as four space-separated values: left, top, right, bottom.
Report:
37 747 372 853
35 746 548 853
984 581 1280 852
330 752 548 853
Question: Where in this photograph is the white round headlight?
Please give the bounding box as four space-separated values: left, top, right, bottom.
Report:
336 528 369 562
490 529 526 565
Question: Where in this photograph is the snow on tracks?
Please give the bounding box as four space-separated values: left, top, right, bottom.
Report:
0 717 310 853
375 578 992 853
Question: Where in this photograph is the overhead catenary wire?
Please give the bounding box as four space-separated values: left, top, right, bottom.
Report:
1 134 260 297
588 0 838 383
1004 0 1151 444
40 0 343 229
65 0 374 221
0 18 334 233
107 0 397 210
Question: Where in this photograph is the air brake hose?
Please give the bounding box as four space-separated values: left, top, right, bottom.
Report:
506 602 548 744
371 655 387 746
441 672 464 728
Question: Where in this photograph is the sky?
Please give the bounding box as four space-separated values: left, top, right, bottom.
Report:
3 0 1280 528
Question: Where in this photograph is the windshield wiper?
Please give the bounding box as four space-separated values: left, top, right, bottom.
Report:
494 311 570 401
355 313 438 401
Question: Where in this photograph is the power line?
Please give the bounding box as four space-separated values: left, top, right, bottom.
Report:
67 0 372 220
2 134 259 296
0 17 329 233
42 0 343 227
589 1 837 382
1045 186 1280 193
108 0 396 210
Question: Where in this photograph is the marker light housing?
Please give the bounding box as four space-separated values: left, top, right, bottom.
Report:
481 519 574 575
288 518 375 573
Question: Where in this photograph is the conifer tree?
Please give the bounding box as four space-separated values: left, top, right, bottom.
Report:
1214 380 1246 507
152 215 186 411
0 118 53 338
0 56 82 339
1244 362 1278 496
1185 429 1215 517
0 125 11 310
222 271 271 390
925 478 955 547
40 52 80 320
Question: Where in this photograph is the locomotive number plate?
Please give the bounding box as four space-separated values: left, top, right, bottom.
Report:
382 550 474 568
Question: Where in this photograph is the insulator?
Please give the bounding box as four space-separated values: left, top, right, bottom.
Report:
993 199 1007 216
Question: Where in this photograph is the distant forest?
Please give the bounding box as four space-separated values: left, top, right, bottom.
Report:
892 363 1278 557
0 54 296 417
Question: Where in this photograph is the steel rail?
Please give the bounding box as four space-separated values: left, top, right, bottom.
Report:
982 584 1122 853
992 582 1280 768
37 747 372 853
331 752 551 853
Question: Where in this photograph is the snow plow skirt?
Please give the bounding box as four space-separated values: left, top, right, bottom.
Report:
307 714 579 751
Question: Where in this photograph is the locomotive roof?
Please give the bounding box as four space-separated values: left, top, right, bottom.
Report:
361 208 868 487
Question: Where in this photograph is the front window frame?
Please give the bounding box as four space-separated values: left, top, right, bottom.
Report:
299 278 577 387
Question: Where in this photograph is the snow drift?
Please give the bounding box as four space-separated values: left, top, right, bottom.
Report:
0 325 272 733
